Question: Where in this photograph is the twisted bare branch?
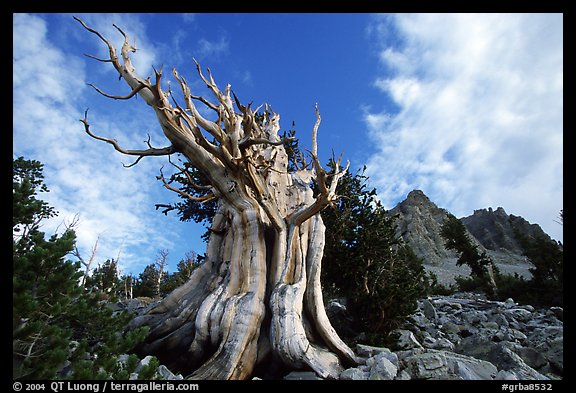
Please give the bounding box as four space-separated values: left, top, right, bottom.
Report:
167 156 212 192
286 104 349 226
311 103 321 158
80 109 175 167
157 166 215 204
87 81 147 100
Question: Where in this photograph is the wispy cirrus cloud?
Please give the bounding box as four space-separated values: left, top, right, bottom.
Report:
197 34 230 59
364 13 563 241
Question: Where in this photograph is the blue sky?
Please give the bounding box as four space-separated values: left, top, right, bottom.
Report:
13 13 563 275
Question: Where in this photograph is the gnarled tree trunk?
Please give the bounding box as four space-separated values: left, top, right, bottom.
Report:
75 17 357 379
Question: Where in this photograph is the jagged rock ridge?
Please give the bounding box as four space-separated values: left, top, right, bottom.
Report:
387 190 484 266
461 207 552 255
387 190 553 284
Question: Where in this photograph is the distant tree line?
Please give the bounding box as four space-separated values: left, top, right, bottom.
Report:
84 250 204 302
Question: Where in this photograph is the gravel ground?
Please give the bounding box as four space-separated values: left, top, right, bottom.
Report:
425 257 533 286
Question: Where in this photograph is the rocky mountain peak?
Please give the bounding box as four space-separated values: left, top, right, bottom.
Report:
461 207 551 255
471 206 508 219
494 206 507 216
388 190 460 265
406 189 431 203
387 190 548 280
395 190 446 216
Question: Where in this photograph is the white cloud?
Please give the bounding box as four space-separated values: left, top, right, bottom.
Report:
364 13 563 242
374 77 423 106
240 70 253 86
197 35 230 59
13 13 186 273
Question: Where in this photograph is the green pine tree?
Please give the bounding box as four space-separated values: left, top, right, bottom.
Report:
160 251 201 295
511 218 563 306
133 264 161 299
84 259 124 301
440 214 499 298
321 164 430 341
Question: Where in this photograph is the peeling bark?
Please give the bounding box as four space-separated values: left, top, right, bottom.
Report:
75 17 357 379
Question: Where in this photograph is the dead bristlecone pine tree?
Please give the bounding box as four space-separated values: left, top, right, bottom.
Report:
74 18 358 379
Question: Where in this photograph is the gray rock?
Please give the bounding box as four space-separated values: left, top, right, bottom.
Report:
433 338 455 351
134 355 155 374
453 354 499 380
481 321 500 330
125 297 155 314
493 331 507 342
425 324 442 337
549 307 563 321
454 360 488 380
461 207 552 256
340 367 369 380
528 325 563 346
366 350 400 369
520 304 535 312
488 313 509 328
504 308 533 323
356 344 392 358
410 313 432 329
441 321 463 335
394 329 424 350
422 299 438 321
421 332 438 348
496 370 519 380
117 354 130 366
129 356 182 380
157 364 183 380
515 346 549 370
455 335 494 360
537 337 563 374
504 298 516 308
326 298 347 312
403 349 498 380
382 293 563 381
495 328 527 343
486 343 549 380
368 355 397 380
387 190 461 266
461 310 488 325
395 369 412 380
405 351 447 379
508 329 528 343
437 301 463 311
283 371 323 380
396 348 425 362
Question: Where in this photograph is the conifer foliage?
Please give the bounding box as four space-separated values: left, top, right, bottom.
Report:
13 157 150 379
321 164 430 339
440 214 499 298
